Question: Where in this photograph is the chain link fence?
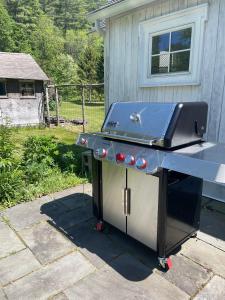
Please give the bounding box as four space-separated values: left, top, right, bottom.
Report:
45 83 105 133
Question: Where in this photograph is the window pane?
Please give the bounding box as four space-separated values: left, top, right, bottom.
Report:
151 54 170 74
171 28 192 51
152 33 170 55
20 82 35 96
170 51 190 73
0 81 6 96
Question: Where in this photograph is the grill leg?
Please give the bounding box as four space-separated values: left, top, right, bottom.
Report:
158 257 173 270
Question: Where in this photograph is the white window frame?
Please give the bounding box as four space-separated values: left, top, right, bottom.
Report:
139 4 208 87
19 80 35 98
0 79 7 98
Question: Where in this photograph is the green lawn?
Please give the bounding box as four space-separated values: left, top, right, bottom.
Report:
59 101 105 133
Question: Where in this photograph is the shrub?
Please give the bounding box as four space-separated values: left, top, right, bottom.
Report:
0 125 15 159
23 136 59 166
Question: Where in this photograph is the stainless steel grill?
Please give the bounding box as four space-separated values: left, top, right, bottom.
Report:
76 101 225 270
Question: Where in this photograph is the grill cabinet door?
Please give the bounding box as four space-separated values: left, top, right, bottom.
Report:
127 169 159 250
102 161 126 233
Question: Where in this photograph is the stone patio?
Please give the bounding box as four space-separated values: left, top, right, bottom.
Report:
0 183 225 300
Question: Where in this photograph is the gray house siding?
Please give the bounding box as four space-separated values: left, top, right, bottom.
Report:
0 80 44 126
104 0 225 201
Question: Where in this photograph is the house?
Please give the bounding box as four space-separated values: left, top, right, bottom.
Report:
0 52 49 126
88 0 225 202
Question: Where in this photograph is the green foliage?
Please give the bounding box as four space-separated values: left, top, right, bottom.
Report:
1 0 106 85
49 53 78 84
0 1 15 51
0 125 15 159
0 130 85 209
23 136 58 166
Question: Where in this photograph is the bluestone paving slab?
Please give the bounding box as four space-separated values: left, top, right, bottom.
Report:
106 225 158 269
65 254 189 300
3 185 91 231
3 198 52 231
0 248 40 286
198 208 225 251
0 289 6 300
0 221 25 259
19 222 75 265
50 292 69 300
194 276 225 300
54 202 93 230
4 252 95 300
157 255 212 296
58 193 92 210
181 239 225 277
67 220 123 268
52 184 92 204
204 198 225 214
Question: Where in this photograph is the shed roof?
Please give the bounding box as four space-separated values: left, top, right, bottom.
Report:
0 52 49 81
88 0 156 22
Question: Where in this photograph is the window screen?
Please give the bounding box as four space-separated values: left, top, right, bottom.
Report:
20 81 35 96
0 80 6 96
151 27 192 75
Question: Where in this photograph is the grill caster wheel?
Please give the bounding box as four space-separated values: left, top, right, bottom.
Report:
158 257 173 271
191 232 197 238
96 221 104 232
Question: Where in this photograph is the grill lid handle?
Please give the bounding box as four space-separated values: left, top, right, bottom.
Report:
130 113 141 123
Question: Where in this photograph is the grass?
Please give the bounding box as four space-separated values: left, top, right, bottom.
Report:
59 101 105 133
15 101 104 145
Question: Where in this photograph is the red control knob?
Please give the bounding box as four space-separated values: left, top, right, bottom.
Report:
95 148 107 159
125 155 135 166
136 158 147 169
116 153 125 163
80 138 88 145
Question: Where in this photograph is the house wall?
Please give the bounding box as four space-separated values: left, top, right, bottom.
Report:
0 80 44 126
104 0 225 201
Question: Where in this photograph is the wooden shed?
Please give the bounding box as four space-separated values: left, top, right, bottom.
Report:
0 52 49 126
89 0 225 201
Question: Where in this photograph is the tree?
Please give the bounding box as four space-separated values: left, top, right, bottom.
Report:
77 34 103 83
49 53 78 84
31 15 64 74
6 0 42 52
0 1 15 51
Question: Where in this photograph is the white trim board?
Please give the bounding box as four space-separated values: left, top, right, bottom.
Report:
88 0 158 22
139 4 208 87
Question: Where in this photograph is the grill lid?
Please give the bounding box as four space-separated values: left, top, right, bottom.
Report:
101 101 208 148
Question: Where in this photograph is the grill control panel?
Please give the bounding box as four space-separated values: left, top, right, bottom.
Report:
77 133 161 174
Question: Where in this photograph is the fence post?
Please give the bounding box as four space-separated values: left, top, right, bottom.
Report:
45 87 50 127
88 86 92 103
55 87 60 126
81 84 85 133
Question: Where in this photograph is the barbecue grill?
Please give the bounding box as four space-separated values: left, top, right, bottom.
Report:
76 101 225 270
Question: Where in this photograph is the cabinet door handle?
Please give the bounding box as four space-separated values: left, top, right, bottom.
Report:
126 188 131 215
123 188 131 215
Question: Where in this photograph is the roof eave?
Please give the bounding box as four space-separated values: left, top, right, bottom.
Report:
87 0 156 22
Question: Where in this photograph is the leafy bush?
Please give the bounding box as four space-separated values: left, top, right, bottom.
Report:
23 136 58 166
0 125 15 159
0 130 85 210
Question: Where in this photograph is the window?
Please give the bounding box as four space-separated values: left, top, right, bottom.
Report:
139 4 208 87
151 27 192 75
0 80 6 96
20 81 35 97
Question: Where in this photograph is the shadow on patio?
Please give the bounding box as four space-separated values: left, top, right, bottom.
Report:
40 192 160 282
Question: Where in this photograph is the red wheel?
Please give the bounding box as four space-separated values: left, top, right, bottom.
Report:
96 221 104 232
166 257 173 270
